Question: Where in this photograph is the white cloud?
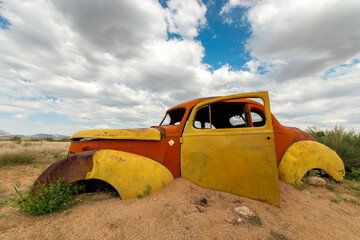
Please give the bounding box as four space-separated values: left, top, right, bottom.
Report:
165 0 207 39
216 0 360 131
0 0 359 136
0 0 212 135
239 0 360 81
12 114 28 120
220 0 253 15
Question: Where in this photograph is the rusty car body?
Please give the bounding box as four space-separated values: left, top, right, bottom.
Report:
35 91 345 206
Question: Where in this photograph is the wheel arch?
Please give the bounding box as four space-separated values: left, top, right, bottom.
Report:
278 140 345 185
34 150 174 198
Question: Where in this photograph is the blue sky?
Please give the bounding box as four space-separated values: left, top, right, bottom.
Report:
196 0 251 70
0 0 359 135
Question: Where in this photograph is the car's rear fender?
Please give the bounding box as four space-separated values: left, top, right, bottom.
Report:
278 140 345 185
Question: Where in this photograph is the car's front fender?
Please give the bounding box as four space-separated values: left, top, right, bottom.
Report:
34 150 174 198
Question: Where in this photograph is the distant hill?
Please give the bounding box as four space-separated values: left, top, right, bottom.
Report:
31 133 70 139
0 129 11 137
0 129 69 139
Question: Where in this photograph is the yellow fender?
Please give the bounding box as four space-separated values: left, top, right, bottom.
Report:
278 141 345 185
85 150 174 198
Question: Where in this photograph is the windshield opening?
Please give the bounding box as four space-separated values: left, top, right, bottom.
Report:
160 108 186 126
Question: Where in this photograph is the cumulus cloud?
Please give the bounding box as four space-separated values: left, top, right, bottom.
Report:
222 0 360 81
0 0 359 135
165 0 207 39
217 0 360 130
0 0 211 134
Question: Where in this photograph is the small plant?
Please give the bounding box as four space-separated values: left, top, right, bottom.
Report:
326 184 335 191
345 169 360 181
0 198 8 208
270 230 291 240
344 179 360 197
136 185 152 199
294 181 307 191
13 179 85 215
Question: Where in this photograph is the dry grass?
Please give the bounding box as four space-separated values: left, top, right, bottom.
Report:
0 141 70 166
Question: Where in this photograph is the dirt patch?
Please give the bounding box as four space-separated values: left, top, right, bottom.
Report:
1 176 359 240
1 142 359 240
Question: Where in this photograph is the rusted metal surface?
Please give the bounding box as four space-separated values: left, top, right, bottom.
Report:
70 140 165 164
86 150 174 198
69 128 161 141
34 150 96 188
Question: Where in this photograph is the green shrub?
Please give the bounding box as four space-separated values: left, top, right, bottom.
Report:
42 137 54 142
346 169 360 181
307 126 360 169
58 138 70 142
10 136 21 144
13 179 85 215
29 137 40 142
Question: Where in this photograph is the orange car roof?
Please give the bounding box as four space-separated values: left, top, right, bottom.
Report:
167 96 264 112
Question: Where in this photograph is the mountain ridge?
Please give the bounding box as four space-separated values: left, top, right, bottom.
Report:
0 129 70 139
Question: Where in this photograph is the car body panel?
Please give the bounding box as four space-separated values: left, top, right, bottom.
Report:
181 92 280 206
70 128 161 141
278 141 345 184
86 150 174 198
34 91 344 206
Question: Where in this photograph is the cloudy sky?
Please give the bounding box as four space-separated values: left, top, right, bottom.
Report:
0 0 359 135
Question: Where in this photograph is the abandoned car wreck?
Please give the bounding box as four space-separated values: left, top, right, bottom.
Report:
35 91 345 206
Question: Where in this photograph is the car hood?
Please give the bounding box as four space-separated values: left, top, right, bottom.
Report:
69 128 161 141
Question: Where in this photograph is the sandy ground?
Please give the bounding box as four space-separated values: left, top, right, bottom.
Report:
1 167 360 240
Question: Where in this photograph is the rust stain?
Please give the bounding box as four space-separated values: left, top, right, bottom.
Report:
112 156 126 162
32 150 97 192
127 128 151 132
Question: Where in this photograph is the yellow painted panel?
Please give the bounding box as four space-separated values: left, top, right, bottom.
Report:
86 150 174 198
181 91 280 206
278 141 345 185
181 130 280 206
70 128 161 141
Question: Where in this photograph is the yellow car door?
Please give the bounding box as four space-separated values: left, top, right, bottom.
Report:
181 91 280 206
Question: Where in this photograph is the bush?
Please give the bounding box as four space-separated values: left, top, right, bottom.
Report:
0 142 69 166
346 169 360 181
0 147 35 166
10 136 21 144
13 179 85 215
58 138 70 142
307 126 360 169
42 137 54 142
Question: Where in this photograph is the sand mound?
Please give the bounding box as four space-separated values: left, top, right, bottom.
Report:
1 178 359 240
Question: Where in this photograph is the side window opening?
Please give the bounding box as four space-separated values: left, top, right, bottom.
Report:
250 109 265 127
193 105 213 129
229 113 246 126
193 102 253 129
211 102 250 129
160 108 186 126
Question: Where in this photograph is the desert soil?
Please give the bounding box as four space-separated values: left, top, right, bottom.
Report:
0 145 360 239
